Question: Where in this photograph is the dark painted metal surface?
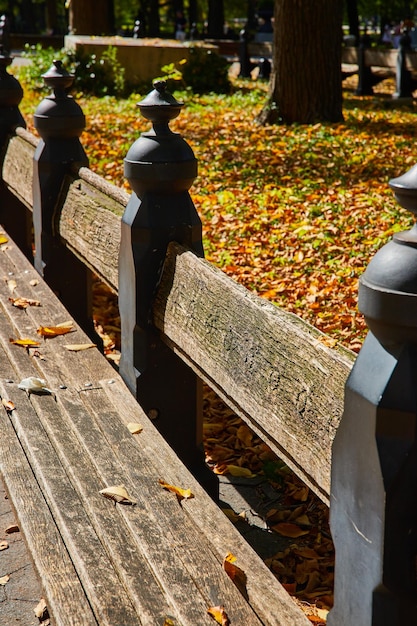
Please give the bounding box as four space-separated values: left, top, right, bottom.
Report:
32 60 98 343
329 165 417 625
119 81 218 498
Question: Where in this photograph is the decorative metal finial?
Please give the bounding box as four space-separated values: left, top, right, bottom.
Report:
137 80 183 131
42 60 74 98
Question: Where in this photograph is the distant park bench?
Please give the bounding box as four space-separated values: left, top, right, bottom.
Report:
1 49 416 625
342 41 417 96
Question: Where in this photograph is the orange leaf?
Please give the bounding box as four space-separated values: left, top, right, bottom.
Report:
158 479 194 501
9 337 40 348
207 605 230 625
282 582 297 594
223 554 248 597
9 296 41 309
37 322 75 337
2 399 15 412
271 522 310 538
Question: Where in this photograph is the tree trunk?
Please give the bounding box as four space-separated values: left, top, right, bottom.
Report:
258 0 344 125
207 0 224 38
69 0 114 35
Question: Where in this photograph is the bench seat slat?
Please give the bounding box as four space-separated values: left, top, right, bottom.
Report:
0 377 99 626
0 233 308 624
101 377 312 626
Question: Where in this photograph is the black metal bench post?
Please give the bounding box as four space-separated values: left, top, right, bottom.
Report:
329 166 417 624
119 81 218 499
394 30 417 99
355 31 375 96
32 60 96 340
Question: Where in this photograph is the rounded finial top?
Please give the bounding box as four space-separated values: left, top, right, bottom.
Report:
137 80 183 128
42 60 74 96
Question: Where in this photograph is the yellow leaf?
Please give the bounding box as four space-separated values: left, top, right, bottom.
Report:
0 234 8 245
236 424 253 446
222 508 240 523
99 485 137 505
227 465 256 478
158 479 194 501
224 552 237 564
37 322 75 337
63 343 96 351
127 422 143 434
10 338 40 348
207 605 230 625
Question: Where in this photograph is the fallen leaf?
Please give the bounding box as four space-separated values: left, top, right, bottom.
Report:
158 479 194 501
0 574 10 585
226 465 256 478
271 522 310 538
17 377 53 396
223 554 248 598
0 234 8 245
37 322 75 338
207 605 230 625
10 338 40 348
99 485 137 505
7 279 16 293
2 399 15 412
0 541 8 551
224 552 237 564
163 620 175 626
63 343 96 351
29 279 39 286
9 297 41 309
34 598 49 620
127 422 143 434
236 424 253 446
222 508 240 523
5 524 19 534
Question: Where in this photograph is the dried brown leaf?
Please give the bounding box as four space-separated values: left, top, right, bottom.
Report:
99 485 137 505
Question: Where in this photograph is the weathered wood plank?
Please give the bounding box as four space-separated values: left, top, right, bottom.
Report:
2 127 37 209
101 377 312 626
0 272 149 624
0 233 274 625
58 167 127 292
154 243 356 505
0 374 98 626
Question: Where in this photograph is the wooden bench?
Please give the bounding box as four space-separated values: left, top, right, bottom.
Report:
342 44 417 96
0 58 358 625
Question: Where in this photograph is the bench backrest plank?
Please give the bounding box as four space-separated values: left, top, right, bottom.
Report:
154 243 355 504
2 127 37 209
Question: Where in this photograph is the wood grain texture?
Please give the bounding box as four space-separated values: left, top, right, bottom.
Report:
2 130 37 209
58 172 125 291
0 233 300 625
102 379 312 626
154 243 356 504
0 376 98 626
